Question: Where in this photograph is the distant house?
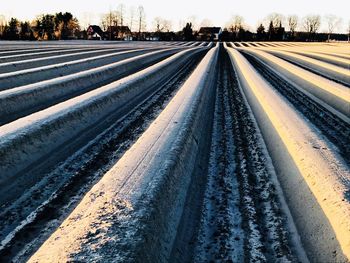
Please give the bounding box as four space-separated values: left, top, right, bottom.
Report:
106 26 132 40
87 25 103 40
145 32 160 41
198 27 222 41
145 31 175 41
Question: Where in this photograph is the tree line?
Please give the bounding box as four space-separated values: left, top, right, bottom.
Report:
0 12 79 40
99 4 146 40
0 10 349 41
222 13 349 42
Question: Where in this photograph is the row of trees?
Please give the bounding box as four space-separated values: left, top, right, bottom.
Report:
100 4 146 40
0 10 349 41
225 13 348 41
0 12 79 40
151 12 349 41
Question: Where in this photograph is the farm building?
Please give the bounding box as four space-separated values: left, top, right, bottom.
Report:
198 27 222 41
87 25 103 40
106 26 132 40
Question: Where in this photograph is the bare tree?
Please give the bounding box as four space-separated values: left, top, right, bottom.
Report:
100 10 117 40
153 17 172 33
303 15 321 35
267 13 284 28
153 17 162 33
100 15 107 31
227 15 244 37
325 14 342 41
287 15 298 36
162 19 172 32
187 15 198 31
128 6 135 32
118 4 125 26
137 5 146 39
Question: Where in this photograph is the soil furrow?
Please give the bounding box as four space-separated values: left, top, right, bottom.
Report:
194 47 243 262
194 47 297 262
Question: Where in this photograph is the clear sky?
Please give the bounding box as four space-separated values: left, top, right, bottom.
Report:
1 0 349 33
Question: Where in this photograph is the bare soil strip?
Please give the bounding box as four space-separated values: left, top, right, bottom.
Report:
194 47 300 262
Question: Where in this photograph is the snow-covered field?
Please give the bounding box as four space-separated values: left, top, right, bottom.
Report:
0 40 349 262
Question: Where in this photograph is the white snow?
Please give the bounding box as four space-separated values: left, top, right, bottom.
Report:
0 45 205 185
28 44 218 262
0 47 182 120
239 48 350 118
227 47 350 262
260 49 349 84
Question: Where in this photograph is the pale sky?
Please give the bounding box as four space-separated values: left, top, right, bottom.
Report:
1 0 349 33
